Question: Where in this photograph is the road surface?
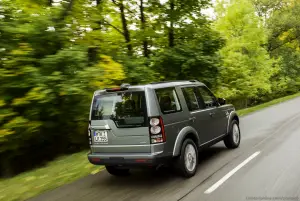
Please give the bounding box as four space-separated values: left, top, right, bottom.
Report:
29 97 300 201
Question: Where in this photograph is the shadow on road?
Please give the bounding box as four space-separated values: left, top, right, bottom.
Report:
29 145 232 201
91 145 229 189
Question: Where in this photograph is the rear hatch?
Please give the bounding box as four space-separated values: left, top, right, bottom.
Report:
89 88 150 153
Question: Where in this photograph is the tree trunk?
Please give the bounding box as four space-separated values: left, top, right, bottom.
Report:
168 0 175 48
118 0 133 56
0 155 14 178
48 0 52 6
140 0 149 57
88 47 98 64
54 0 74 23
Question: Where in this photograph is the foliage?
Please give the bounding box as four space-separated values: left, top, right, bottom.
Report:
0 0 125 176
251 0 300 100
214 0 278 105
0 0 300 178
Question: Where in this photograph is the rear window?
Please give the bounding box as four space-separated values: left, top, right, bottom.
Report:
91 91 147 128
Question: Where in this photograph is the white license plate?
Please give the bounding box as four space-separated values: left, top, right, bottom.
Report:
94 130 108 143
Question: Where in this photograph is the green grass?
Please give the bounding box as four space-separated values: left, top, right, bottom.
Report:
0 151 103 201
237 92 300 117
1 92 300 201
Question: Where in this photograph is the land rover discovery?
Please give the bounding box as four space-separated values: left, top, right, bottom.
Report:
87 80 241 178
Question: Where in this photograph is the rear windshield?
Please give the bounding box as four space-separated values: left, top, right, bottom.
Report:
90 91 147 128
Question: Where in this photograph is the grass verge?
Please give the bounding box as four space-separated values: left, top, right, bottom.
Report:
237 92 300 117
1 92 300 201
0 151 103 201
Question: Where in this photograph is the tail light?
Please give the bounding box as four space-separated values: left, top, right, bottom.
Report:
149 116 166 144
88 129 92 145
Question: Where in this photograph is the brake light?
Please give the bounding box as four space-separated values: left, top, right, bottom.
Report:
105 87 128 92
149 116 166 144
106 87 121 92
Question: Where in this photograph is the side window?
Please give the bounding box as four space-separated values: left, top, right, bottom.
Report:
155 87 181 114
182 87 203 111
197 86 218 108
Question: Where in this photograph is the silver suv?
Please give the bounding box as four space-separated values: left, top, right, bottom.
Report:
87 80 241 178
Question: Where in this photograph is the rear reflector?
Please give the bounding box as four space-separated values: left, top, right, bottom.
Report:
135 159 147 163
91 158 101 162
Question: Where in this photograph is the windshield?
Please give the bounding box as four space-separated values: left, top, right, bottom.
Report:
90 91 148 128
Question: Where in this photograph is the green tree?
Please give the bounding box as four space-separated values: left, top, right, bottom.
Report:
214 0 277 107
257 0 300 97
0 0 127 177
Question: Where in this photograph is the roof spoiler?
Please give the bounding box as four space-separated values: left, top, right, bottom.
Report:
105 83 130 92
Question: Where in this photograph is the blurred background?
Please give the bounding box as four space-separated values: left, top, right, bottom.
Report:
0 0 300 199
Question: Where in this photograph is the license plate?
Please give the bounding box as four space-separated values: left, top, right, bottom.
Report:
94 130 108 143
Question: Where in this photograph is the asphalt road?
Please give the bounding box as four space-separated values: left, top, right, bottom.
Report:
29 97 300 201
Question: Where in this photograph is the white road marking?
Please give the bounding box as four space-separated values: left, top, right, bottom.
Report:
204 151 261 194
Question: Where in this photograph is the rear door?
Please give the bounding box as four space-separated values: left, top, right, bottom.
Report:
197 86 227 139
181 86 214 144
89 89 150 153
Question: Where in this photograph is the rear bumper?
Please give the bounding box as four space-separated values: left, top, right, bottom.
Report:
87 152 170 166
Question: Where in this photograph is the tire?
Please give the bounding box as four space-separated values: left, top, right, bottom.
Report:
105 166 130 177
175 138 198 178
224 119 241 149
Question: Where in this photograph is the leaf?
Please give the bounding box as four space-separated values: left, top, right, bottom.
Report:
0 129 15 137
0 100 5 107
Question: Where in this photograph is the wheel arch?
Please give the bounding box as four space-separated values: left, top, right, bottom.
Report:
227 111 239 134
172 126 200 157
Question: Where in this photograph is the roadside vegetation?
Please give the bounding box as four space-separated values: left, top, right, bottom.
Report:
237 92 300 116
1 0 300 198
0 151 103 201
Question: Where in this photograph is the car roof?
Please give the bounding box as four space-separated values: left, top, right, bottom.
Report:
146 80 205 88
94 80 206 94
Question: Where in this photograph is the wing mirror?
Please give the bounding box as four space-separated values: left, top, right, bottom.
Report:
218 98 226 106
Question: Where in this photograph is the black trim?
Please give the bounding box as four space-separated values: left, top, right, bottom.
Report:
105 87 128 92
88 155 172 167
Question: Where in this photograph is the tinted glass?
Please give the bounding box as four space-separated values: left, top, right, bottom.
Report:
155 87 181 114
91 91 147 127
197 86 218 108
182 87 201 111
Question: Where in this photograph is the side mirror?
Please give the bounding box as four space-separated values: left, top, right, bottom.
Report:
218 98 226 106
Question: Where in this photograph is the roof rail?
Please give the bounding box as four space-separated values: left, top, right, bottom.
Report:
150 80 190 85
